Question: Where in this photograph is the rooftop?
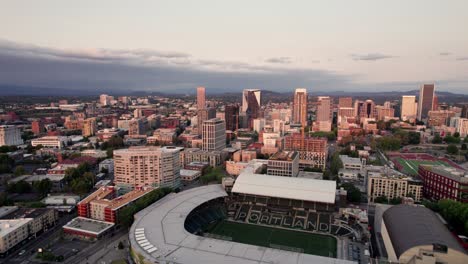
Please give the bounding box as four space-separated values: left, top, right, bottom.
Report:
232 172 336 204
0 218 32 237
0 208 54 220
339 155 362 165
420 165 468 183
91 188 153 210
79 186 115 205
63 217 114 235
130 185 352 264
269 151 298 161
383 205 465 258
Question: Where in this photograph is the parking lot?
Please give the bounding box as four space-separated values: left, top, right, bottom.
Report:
43 238 90 260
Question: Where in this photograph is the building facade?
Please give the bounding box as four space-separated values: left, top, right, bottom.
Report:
202 118 226 151
0 125 23 146
417 84 435 120
284 133 328 170
267 151 299 177
113 146 182 189
293 88 308 127
418 165 468 203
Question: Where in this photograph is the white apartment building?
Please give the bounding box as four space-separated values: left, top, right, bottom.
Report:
0 125 23 146
267 151 299 177
450 117 468 137
31 136 69 149
202 118 226 151
113 146 182 190
339 155 364 170
0 219 32 254
367 174 423 203
99 159 114 174
400 95 417 121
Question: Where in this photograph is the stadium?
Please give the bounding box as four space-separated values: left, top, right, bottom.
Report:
129 164 362 263
387 152 463 175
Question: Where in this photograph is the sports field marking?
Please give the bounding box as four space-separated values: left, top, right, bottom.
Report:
206 220 337 257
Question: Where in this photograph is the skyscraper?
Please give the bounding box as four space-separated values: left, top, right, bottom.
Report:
197 86 206 109
401 96 417 121
293 88 308 127
202 118 226 151
355 99 376 119
417 84 435 120
242 89 261 129
224 104 239 131
315 96 332 132
338 97 353 108
197 108 216 135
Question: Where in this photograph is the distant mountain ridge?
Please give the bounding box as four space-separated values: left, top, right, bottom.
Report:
0 84 467 99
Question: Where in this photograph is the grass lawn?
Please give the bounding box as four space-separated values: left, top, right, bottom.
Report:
206 220 337 257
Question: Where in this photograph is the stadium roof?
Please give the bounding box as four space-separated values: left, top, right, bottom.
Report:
383 205 465 258
232 173 336 204
130 185 354 264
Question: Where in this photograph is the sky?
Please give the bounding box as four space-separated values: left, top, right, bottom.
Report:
1 0 468 94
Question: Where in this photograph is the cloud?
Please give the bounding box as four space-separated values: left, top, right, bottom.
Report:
265 57 292 64
439 52 451 56
0 39 357 94
351 53 396 61
456 56 468 61
0 40 466 95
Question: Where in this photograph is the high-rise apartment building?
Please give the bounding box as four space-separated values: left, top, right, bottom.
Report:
224 104 239 131
401 96 417 121
0 125 23 146
338 97 353 108
100 94 110 106
197 86 206 109
293 88 308 126
82 118 97 137
197 108 216 135
202 118 226 151
315 96 332 131
113 146 182 190
417 84 435 120
284 133 328 170
242 89 261 129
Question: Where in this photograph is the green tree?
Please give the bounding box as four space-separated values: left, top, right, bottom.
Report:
374 196 389 204
33 179 52 196
8 180 32 193
447 144 459 155
432 134 442 144
444 135 461 144
340 182 361 203
376 136 401 151
14 165 26 176
408 132 421 145
453 132 460 138
330 152 343 175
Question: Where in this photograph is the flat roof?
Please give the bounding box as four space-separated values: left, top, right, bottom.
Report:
63 217 114 235
130 185 353 264
79 186 115 205
269 151 298 161
0 218 32 237
232 173 336 204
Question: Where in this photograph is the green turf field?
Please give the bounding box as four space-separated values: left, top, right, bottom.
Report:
396 158 451 175
206 220 337 257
